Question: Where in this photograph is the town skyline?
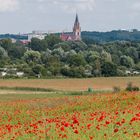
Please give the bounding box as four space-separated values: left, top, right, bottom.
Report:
0 0 140 34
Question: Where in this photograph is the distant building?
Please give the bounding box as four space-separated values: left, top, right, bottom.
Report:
11 38 17 43
60 14 81 41
19 40 30 45
27 31 46 41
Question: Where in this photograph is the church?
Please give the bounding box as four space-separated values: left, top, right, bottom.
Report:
60 14 81 41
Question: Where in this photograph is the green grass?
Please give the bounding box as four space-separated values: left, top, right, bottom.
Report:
0 89 113 102
0 86 55 92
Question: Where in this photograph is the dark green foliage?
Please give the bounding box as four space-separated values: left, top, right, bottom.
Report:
68 54 86 66
8 46 26 59
0 39 13 50
82 30 140 43
29 38 48 51
126 82 139 91
44 34 62 50
132 86 139 91
101 61 117 77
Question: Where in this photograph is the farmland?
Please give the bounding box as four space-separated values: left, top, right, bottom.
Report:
0 77 140 91
0 77 139 140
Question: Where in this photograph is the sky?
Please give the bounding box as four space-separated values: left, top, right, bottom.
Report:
0 0 140 34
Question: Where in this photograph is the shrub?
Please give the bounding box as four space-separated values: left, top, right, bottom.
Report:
88 87 93 92
126 82 139 91
126 82 133 91
132 86 139 91
113 86 121 93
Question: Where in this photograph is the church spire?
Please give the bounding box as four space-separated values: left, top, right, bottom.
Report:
73 14 81 40
75 13 79 24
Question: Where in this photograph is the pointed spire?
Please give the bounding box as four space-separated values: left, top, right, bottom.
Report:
76 13 79 23
75 13 79 25
73 13 81 40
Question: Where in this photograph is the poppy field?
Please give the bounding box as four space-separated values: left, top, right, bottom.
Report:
0 91 140 140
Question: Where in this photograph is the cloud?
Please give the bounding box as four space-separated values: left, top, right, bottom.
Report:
36 0 95 12
54 0 95 12
0 0 19 12
132 2 140 11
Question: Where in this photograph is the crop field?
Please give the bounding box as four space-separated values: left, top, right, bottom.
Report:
0 91 139 140
0 77 140 91
0 77 139 139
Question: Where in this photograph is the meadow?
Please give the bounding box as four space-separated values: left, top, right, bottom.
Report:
0 77 139 140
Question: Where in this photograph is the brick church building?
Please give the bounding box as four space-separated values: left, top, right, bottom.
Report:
60 14 81 41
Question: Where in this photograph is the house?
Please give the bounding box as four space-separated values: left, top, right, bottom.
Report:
16 72 24 77
125 70 131 75
133 71 140 75
0 68 24 77
1 72 7 77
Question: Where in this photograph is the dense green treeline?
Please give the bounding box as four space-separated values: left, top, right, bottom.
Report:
82 30 140 43
0 34 140 78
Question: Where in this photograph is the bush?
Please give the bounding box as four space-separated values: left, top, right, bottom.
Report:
113 86 121 93
88 87 93 92
132 86 139 91
126 82 139 91
126 82 133 91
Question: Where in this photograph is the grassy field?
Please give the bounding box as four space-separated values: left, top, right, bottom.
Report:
0 92 139 140
0 77 139 91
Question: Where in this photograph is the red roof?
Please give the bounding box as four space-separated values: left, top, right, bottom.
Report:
60 33 76 41
20 40 30 45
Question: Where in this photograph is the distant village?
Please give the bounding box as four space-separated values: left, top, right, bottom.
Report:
0 14 81 45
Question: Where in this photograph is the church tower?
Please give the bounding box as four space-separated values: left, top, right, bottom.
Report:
73 14 81 40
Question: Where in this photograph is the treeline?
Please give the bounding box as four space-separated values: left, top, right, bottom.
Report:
0 35 140 78
82 30 140 43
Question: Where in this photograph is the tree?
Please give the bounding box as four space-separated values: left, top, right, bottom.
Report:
101 61 117 77
0 39 13 50
135 62 140 70
61 66 85 78
86 51 100 65
54 42 71 51
125 47 139 63
29 38 48 51
8 46 26 59
23 50 41 64
46 56 61 76
101 50 112 62
52 47 65 58
45 34 62 50
67 54 86 66
32 64 47 77
120 55 134 68
0 46 8 59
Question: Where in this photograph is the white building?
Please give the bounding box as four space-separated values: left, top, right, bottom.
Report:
16 72 24 77
28 31 46 41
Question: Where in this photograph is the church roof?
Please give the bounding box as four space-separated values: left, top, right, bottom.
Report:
60 33 76 41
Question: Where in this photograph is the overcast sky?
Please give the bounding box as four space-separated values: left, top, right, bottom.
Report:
0 0 140 34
